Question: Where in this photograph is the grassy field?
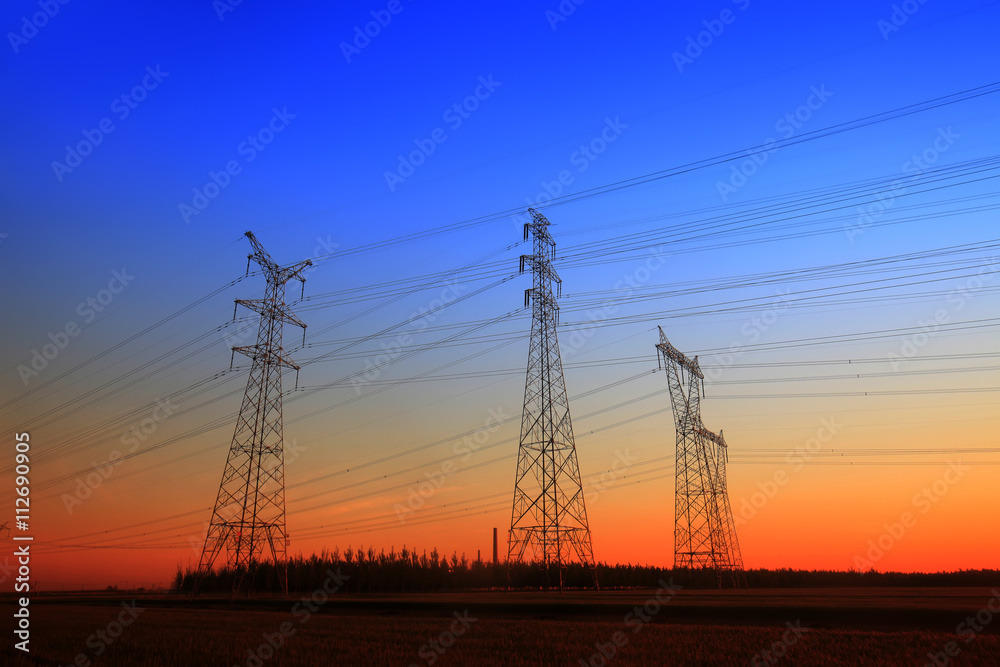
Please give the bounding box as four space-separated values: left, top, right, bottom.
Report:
3 588 999 665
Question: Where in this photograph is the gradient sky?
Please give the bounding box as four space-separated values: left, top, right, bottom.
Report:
1 1 998 590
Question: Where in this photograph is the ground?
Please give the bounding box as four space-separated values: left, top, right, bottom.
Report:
3 588 999 665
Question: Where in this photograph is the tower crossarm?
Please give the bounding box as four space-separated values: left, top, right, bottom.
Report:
235 299 308 330
656 326 705 428
520 208 562 293
244 231 313 286
232 344 301 371
695 425 727 452
656 327 704 379
520 254 561 287
525 207 558 248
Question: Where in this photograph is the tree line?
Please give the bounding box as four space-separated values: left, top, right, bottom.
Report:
172 546 1000 594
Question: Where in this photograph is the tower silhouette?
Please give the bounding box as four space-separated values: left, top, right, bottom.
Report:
197 232 311 595
656 326 745 588
507 209 598 591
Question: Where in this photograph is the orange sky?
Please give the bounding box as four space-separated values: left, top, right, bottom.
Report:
20 350 999 590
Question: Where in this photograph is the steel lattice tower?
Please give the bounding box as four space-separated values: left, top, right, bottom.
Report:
197 231 311 595
702 427 744 580
656 326 745 588
507 209 598 591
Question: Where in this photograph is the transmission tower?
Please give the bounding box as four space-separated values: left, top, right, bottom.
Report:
196 231 311 596
507 208 598 591
701 426 744 579
656 326 746 588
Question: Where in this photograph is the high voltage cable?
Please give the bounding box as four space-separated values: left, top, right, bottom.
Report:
689 318 1000 355
556 158 1000 260
43 450 1000 552
293 164 998 307
711 387 1000 399
42 419 1000 550
19 312 999 494
299 82 1000 267
298 305 999 365
0 274 253 411
564 239 1000 299
287 363 999 389
32 349 999 510
0 258 517 477
13 85 1000 559
711 352 998 369
8 103 997 439
30 365 650 504
7 164 992 468
1 267 519 480
539 86 1000 211
306 242 997 354
9 124 1000 516
564 264 997 315
40 369 661 544
11 300 996 516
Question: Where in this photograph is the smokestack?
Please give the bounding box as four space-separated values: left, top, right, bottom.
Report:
493 527 498 564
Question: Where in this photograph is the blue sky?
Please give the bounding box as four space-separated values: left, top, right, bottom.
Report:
3 1 997 273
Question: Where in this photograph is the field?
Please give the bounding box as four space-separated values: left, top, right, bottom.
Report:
3 588 1000 666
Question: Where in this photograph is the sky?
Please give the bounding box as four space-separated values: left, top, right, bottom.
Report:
1 0 998 590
